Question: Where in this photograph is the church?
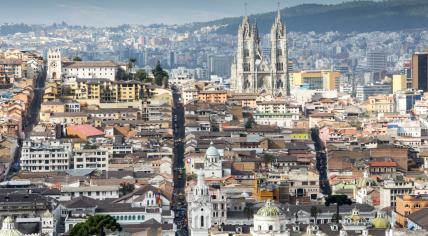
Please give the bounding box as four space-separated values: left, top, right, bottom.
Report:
230 10 289 96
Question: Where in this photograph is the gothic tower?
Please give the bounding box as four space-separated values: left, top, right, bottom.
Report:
231 8 289 96
47 48 62 81
188 170 213 236
270 9 289 96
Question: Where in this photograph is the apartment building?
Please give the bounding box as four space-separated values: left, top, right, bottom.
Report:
21 140 72 172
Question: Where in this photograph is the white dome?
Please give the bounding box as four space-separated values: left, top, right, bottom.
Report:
206 141 219 157
0 217 23 236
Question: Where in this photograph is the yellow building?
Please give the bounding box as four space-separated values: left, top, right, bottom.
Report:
366 95 394 113
292 70 340 90
393 74 407 93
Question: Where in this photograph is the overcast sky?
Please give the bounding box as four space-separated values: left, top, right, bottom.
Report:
0 0 354 26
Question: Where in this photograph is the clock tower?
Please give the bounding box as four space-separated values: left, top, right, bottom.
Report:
204 141 223 178
47 48 62 80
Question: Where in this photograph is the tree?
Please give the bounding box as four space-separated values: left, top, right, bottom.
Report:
73 56 82 61
69 215 122 236
245 116 256 129
127 58 137 80
135 69 147 82
243 204 254 220
310 206 322 224
119 182 135 196
261 153 275 167
152 61 169 87
116 67 130 81
325 195 353 223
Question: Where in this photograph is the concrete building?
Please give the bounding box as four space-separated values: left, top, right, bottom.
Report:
20 139 72 172
291 70 340 90
379 176 413 208
356 84 392 101
393 74 407 93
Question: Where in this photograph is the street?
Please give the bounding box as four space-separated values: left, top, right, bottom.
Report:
7 69 46 180
171 85 188 236
311 128 331 196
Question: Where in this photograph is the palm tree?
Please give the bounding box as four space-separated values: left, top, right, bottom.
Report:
69 215 122 236
310 206 322 224
127 58 137 79
325 195 352 223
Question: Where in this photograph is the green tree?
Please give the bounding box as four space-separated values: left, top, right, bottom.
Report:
310 206 322 224
243 204 254 220
152 61 168 87
261 153 275 166
116 67 130 81
325 195 353 223
119 182 135 196
127 58 137 80
69 215 122 236
72 56 82 61
135 69 147 82
245 116 256 129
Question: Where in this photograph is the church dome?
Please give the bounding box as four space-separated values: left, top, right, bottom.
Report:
256 200 282 217
206 142 219 157
372 217 390 229
0 217 24 236
356 171 377 188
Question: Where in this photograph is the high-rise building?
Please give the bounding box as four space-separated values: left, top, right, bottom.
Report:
230 9 289 96
208 55 233 77
291 70 340 90
367 51 387 73
412 52 428 91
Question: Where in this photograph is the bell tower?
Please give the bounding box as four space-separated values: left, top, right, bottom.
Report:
47 48 62 80
188 170 213 236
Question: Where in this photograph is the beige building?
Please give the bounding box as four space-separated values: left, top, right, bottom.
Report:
393 74 407 93
366 95 394 113
292 70 340 90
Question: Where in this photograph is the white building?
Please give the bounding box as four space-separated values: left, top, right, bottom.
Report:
61 184 120 200
72 148 109 171
47 48 121 81
250 200 289 236
188 171 213 236
21 140 72 172
204 142 223 179
379 177 413 208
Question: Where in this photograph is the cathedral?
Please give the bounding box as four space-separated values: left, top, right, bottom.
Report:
230 10 289 96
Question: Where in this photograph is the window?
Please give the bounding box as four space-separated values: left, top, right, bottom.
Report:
200 216 204 227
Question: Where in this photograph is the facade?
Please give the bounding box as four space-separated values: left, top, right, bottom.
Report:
204 142 223 178
198 90 228 104
412 52 428 92
188 171 213 236
291 70 340 90
393 74 407 93
356 84 392 101
72 148 109 171
231 10 289 96
366 95 394 113
395 194 428 227
0 59 23 84
20 139 72 172
379 177 413 208
47 48 121 81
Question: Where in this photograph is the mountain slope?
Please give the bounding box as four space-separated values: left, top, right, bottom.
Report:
179 0 428 34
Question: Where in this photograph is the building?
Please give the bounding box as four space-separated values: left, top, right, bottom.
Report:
379 176 413 208
20 139 72 172
395 194 428 227
197 90 228 104
204 142 223 178
47 48 122 81
412 52 428 91
366 95 394 113
208 55 233 77
230 10 289 96
394 90 422 113
188 171 212 236
0 59 23 84
393 74 407 93
291 70 340 90
356 84 392 101
250 200 288 236
367 51 387 73
72 148 109 171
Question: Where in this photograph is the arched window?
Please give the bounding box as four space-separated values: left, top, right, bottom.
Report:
201 215 204 228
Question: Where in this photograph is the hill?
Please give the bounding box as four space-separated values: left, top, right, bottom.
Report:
178 0 428 34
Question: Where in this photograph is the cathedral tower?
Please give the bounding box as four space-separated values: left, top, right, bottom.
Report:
270 9 289 96
188 170 213 236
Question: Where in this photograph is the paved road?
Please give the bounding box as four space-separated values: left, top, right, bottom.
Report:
6 69 46 180
171 85 188 236
311 128 331 196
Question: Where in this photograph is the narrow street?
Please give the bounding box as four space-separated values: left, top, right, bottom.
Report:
6 68 46 180
171 85 188 236
311 128 331 196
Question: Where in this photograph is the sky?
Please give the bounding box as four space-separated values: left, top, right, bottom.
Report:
0 0 354 26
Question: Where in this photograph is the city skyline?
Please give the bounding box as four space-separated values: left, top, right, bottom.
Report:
0 0 355 26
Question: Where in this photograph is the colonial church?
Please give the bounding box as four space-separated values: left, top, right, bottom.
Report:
230 10 289 96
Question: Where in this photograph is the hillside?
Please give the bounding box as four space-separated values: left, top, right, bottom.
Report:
178 0 428 34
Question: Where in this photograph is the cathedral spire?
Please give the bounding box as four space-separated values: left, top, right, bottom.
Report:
276 0 281 23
